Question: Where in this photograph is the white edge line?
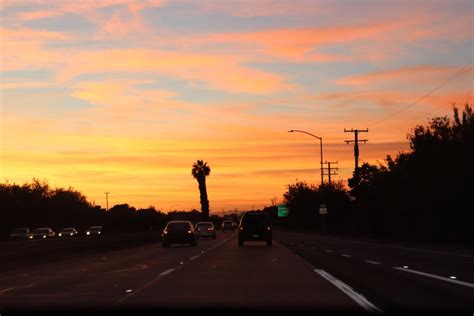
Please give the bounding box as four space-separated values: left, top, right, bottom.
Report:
365 260 381 265
341 254 352 257
190 255 200 260
314 269 382 313
394 267 474 288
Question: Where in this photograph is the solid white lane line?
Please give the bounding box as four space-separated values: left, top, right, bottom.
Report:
190 255 200 260
325 250 334 253
394 267 474 288
365 260 381 265
159 268 175 277
314 269 382 313
341 254 352 258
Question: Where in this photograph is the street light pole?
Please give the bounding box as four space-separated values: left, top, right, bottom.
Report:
288 130 326 232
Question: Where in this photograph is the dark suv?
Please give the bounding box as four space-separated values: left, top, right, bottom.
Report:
238 211 272 247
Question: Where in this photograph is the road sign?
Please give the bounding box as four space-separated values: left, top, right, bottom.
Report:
278 204 289 217
319 204 327 215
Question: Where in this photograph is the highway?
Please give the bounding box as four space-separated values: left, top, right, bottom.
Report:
0 230 473 314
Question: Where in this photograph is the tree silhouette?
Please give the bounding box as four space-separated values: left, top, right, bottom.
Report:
191 160 211 219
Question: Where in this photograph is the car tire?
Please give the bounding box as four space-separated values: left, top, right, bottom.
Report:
238 239 244 247
191 241 197 247
267 240 272 247
162 241 170 248
213 235 216 240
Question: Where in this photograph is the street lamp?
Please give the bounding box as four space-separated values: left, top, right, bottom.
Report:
288 129 326 232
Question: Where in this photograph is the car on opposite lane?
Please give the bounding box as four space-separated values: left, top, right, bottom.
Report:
9 228 32 240
30 227 56 239
86 226 102 236
238 211 272 247
195 221 216 239
162 221 197 247
58 227 79 237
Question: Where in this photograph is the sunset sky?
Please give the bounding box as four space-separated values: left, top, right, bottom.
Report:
1 0 472 213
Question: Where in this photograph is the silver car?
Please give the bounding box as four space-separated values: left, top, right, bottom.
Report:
195 222 216 239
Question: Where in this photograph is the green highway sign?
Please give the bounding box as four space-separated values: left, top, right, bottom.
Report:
278 204 289 217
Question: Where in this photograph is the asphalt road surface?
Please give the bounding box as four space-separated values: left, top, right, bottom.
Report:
0 230 473 314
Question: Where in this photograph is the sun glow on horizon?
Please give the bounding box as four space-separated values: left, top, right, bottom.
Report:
1 0 472 210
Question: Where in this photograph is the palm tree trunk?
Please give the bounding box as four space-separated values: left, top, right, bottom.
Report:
198 176 209 219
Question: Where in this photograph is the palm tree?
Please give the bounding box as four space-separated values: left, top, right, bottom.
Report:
191 160 211 219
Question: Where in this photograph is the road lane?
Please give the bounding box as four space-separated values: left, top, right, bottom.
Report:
0 233 232 310
276 231 474 283
276 230 474 313
121 234 362 311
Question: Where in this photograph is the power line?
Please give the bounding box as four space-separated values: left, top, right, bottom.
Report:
368 61 474 127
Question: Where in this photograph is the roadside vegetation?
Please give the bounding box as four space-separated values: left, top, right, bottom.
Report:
272 104 473 244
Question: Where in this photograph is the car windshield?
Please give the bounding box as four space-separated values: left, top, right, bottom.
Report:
61 228 75 232
89 227 101 231
167 222 190 230
13 228 28 234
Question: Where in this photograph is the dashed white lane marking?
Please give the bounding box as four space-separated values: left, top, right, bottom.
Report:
365 261 381 265
325 250 334 253
116 233 234 305
298 244 304 247
190 255 200 260
341 254 352 258
159 268 175 277
314 269 382 313
107 264 149 274
311 247 317 250
394 267 474 288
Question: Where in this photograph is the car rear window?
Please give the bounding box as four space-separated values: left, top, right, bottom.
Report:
242 213 268 227
197 223 212 227
34 228 49 233
167 222 191 230
14 228 28 234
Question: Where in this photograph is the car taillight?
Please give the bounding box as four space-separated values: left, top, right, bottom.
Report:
163 230 168 234
187 230 192 234
239 226 243 231
267 226 271 231
208 228 213 231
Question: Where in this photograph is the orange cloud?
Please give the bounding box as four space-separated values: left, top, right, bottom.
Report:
58 49 291 94
336 65 471 86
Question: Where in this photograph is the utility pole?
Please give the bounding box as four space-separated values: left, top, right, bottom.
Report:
344 129 369 171
322 161 339 188
104 192 110 211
